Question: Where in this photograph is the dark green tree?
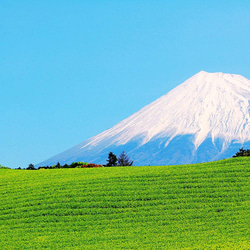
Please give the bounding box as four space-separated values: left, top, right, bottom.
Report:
118 151 133 166
233 147 250 157
26 163 36 170
106 152 118 167
55 162 61 168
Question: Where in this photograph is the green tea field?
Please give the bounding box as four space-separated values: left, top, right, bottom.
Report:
0 158 249 249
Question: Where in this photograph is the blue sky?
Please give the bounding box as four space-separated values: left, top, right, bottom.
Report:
1 1 250 168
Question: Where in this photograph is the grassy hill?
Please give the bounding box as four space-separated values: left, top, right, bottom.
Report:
0 158 249 249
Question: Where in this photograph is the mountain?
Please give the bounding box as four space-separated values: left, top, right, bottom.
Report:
38 71 250 166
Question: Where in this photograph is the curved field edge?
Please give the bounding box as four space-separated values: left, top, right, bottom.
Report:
0 158 249 249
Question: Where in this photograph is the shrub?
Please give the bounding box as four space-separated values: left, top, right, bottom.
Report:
0 164 10 169
81 163 103 168
70 162 88 168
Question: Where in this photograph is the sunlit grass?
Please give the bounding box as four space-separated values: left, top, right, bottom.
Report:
0 157 249 249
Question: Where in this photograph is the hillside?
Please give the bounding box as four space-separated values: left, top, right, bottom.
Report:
1 158 250 249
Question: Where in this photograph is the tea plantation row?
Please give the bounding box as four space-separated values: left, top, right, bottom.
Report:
0 157 249 249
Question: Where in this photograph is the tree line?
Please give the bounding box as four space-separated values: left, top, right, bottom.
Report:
15 150 133 170
3 147 249 170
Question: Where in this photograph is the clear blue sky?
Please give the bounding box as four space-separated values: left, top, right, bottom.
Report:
1 1 250 168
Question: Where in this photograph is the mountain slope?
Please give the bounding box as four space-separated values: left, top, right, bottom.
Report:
38 71 250 166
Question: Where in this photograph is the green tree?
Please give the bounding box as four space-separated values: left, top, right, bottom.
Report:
106 152 118 166
55 162 61 168
26 163 36 170
233 147 250 157
118 151 133 166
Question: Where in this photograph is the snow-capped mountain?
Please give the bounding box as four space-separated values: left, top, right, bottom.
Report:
38 71 250 166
